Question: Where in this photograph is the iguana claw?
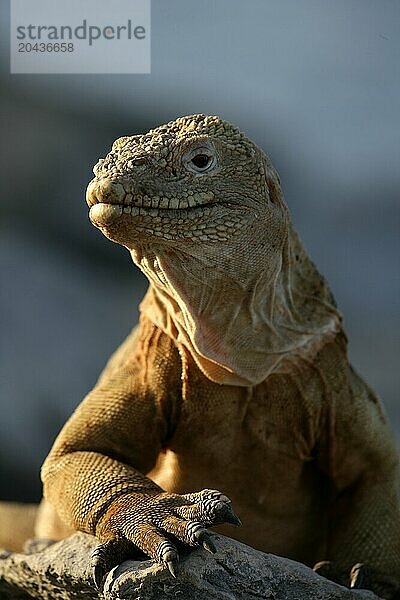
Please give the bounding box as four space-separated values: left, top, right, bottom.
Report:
165 558 178 578
314 560 374 594
92 563 106 591
215 502 242 526
200 533 217 554
91 544 108 591
349 563 369 589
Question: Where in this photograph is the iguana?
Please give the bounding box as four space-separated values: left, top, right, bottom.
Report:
37 114 399 598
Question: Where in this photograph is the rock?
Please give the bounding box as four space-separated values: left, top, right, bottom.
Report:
0 533 99 600
0 532 380 600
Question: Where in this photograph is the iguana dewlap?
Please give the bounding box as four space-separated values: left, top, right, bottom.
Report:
40 114 400 598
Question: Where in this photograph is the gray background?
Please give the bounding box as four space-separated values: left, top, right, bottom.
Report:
0 0 399 501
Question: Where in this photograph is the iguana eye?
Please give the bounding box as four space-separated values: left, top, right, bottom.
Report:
182 145 217 174
191 153 211 169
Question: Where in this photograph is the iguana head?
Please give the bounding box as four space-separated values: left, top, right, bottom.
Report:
86 114 340 386
86 113 288 251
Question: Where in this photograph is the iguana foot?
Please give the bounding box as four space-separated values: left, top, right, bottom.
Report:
313 561 399 599
91 489 240 590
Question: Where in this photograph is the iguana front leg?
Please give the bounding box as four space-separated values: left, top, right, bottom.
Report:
41 327 240 589
316 367 400 599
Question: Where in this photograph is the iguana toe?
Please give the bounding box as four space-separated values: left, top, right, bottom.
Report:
313 560 369 590
348 563 400 599
91 532 180 588
177 489 242 526
162 548 179 578
131 523 180 574
156 514 217 553
92 559 106 591
90 538 139 591
313 560 399 598
213 502 242 526
91 542 113 590
197 531 217 554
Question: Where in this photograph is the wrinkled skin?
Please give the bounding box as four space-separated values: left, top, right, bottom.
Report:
41 115 400 598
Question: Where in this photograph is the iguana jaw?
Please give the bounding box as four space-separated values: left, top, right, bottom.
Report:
87 183 251 246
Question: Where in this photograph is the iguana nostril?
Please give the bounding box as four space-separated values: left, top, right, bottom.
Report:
86 179 126 207
98 180 125 203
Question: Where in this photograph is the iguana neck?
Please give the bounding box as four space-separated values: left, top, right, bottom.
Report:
132 224 342 386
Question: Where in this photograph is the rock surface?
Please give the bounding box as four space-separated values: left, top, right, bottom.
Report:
0 532 380 600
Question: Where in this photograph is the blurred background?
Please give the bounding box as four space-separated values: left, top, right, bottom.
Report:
0 0 399 502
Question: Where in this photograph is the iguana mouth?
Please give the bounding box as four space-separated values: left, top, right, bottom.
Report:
89 201 214 227
86 178 215 212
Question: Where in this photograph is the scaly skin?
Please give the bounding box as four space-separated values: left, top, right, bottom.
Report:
41 114 400 597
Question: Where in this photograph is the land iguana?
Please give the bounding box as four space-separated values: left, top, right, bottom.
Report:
38 114 400 598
